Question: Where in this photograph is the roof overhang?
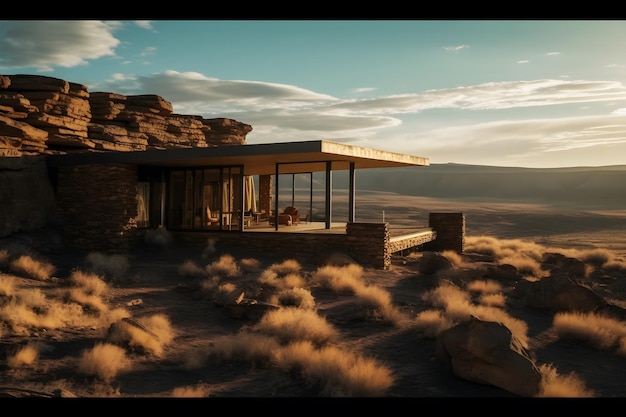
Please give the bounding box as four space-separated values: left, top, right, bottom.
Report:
46 139 429 175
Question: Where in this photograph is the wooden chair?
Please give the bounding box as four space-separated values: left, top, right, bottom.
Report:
206 207 219 225
282 206 300 225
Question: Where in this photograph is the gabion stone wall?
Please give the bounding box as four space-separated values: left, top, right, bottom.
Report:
345 222 390 269
423 212 465 253
55 163 139 253
173 221 393 269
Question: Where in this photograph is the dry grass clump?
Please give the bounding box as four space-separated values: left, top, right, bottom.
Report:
467 279 502 295
414 309 454 338
552 311 626 354
85 252 129 281
106 314 175 357
311 264 364 294
467 279 506 307
212 282 239 306
177 259 207 278
258 269 307 290
66 270 110 313
10 255 56 280
267 259 302 275
465 236 550 278
268 287 316 309
537 363 595 397
441 250 467 268
0 276 16 297
275 340 394 397
353 285 407 325
206 332 281 365
171 384 213 398
78 342 132 382
205 254 240 278
239 257 262 273
251 307 338 345
7 342 40 368
420 280 528 347
203 331 394 396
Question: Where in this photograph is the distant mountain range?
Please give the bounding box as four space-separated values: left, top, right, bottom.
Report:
345 163 626 210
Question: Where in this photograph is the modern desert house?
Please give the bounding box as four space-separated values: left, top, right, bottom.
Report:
45 139 463 269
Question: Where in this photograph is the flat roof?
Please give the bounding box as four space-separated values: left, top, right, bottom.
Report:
46 139 429 175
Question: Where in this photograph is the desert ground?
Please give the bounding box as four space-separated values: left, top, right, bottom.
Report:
1 194 626 401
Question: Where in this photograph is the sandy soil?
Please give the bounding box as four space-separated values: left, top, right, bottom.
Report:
1 200 626 401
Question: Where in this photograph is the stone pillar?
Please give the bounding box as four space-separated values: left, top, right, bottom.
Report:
259 174 272 215
426 212 465 253
346 222 390 269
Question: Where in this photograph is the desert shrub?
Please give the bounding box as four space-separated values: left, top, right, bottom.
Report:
0 277 16 297
205 254 240 278
466 279 502 295
177 260 206 278
7 343 39 368
207 332 281 365
552 312 626 352
537 363 594 397
311 264 365 294
478 293 506 307
70 270 108 296
441 250 466 267
269 287 316 309
86 252 129 281
240 257 262 273
78 342 131 382
354 285 407 325
422 280 528 347
267 259 302 275
251 307 338 345
413 309 454 337
10 255 56 280
212 282 239 306
258 270 306 290
171 384 213 398
144 226 173 248
275 340 394 397
107 315 174 357
67 287 108 313
499 254 547 278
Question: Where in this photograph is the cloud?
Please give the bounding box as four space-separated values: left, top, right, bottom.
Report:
134 21 154 30
443 45 470 53
0 21 120 72
398 113 626 167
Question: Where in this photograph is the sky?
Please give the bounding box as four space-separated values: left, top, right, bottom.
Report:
1 19 626 168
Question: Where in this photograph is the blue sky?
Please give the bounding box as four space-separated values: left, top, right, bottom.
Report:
2 20 626 168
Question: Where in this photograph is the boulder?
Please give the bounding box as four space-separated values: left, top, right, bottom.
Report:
435 316 541 397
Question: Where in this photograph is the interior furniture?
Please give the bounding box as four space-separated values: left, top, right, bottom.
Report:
206 207 219 225
282 206 300 225
269 213 292 226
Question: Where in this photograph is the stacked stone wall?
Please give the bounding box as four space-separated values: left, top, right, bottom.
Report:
174 221 395 269
56 164 139 253
423 212 465 253
345 222 390 269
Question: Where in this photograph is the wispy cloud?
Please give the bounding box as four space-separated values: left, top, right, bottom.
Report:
443 45 470 53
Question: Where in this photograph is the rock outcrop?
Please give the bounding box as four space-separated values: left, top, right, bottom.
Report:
0 74 252 156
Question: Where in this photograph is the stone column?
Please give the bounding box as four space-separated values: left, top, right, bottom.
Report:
426 212 465 253
258 174 272 216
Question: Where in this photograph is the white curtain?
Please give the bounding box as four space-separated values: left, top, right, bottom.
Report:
244 175 257 213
